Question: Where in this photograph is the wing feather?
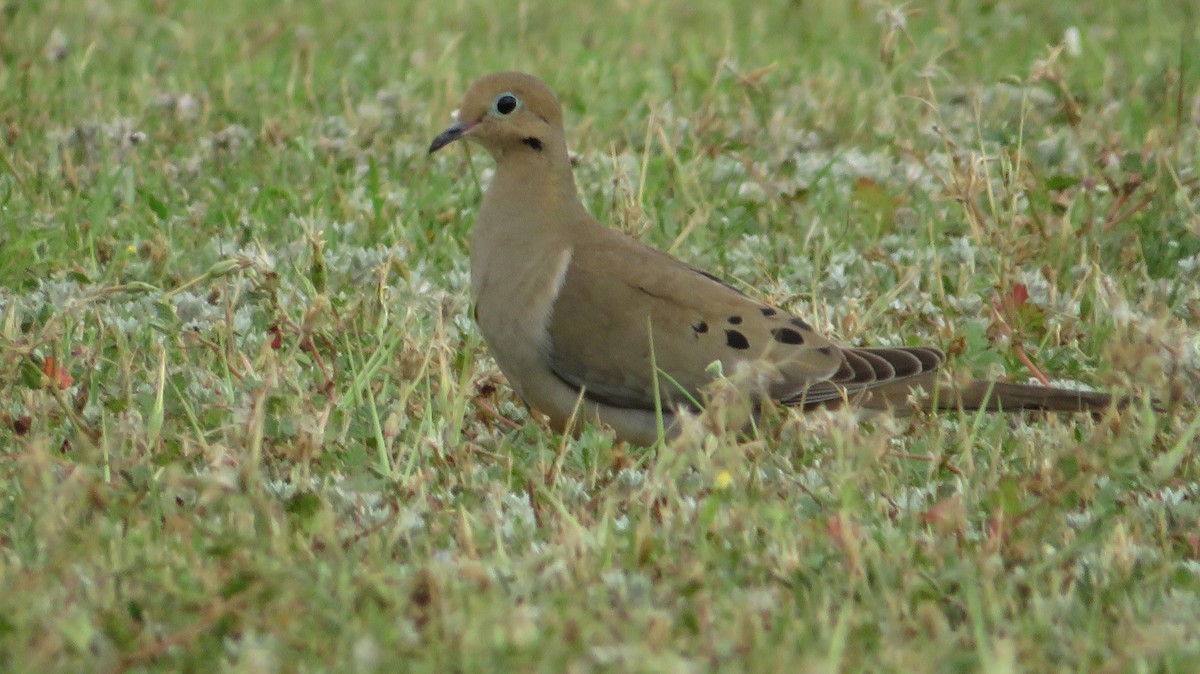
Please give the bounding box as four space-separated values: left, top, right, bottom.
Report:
545 231 946 412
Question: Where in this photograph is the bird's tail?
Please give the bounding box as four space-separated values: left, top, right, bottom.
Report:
940 380 1117 412
850 373 1122 414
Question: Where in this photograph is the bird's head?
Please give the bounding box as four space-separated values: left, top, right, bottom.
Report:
428 71 564 160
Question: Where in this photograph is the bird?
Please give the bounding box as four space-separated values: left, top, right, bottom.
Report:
428 71 1118 446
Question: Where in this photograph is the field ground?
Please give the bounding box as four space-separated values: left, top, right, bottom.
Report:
2 1 1199 671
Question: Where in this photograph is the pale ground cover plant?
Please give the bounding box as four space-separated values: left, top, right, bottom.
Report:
0 0 1198 671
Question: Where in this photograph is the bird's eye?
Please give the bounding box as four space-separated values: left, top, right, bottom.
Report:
492 93 520 116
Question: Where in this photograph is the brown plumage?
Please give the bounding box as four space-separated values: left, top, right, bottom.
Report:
429 72 1118 445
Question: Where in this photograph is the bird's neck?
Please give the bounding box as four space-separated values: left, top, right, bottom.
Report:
479 150 591 238
470 151 593 318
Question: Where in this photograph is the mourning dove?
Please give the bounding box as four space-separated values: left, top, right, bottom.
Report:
429 72 1117 446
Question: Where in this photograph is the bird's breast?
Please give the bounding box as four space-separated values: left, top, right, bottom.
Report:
471 242 574 391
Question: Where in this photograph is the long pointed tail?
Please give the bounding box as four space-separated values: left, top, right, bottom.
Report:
945 380 1117 412
851 374 1123 414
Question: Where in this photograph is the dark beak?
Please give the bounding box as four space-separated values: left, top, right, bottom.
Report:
428 120 478 154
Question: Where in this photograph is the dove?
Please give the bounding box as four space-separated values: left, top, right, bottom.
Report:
428 71 1118 446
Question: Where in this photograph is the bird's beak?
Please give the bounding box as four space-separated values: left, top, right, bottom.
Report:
428 119 479 154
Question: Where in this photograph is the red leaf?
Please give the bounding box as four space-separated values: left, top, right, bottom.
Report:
42 357 74 389
1001 283 1029 310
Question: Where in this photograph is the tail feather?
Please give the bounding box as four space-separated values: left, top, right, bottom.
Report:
840 373 1121 414
944 380 1117 413
794 344 1128 415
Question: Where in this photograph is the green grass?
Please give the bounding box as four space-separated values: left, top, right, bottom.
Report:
2 0 1199 671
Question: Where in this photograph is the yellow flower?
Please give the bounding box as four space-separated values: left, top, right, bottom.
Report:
714 469 733 490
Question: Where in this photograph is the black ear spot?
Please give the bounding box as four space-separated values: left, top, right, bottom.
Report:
727 315 742 325
521 137 543 150
771 327 805 345
790 317 812 330
725 330 750 350
692 320 709 334
760 307 777 317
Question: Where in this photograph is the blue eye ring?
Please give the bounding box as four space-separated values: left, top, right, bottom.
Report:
492 92 520 116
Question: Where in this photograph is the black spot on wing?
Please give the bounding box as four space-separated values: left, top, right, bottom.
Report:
771 327 805 345
692 320 708 334
790 317 812 330
760 307 777 317
725 330 750 350
728 315 742 325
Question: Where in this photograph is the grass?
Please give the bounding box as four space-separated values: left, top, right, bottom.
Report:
1 0 1199 671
